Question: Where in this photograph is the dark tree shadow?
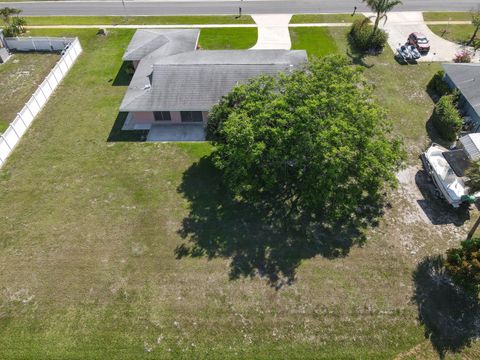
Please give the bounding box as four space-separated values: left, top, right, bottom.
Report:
107 112 148 142
413 256 480 358
176 156 382 288
415 167 470 226
112 61 133 86
346 50 375 69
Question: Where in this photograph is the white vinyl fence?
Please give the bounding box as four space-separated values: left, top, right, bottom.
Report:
0 37 82 168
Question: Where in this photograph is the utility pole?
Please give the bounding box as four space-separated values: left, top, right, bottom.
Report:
122 0 128 23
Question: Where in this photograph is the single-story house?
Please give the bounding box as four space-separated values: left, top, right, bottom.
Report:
443 63 480 131
119 29 307 141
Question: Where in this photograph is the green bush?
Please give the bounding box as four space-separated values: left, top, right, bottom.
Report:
445 237 480 294
432 94 462 142
349 19 388 53
427 70 451 98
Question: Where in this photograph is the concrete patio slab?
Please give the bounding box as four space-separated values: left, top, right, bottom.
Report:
365 11 479 63
251 14 292 50
146 123 205 142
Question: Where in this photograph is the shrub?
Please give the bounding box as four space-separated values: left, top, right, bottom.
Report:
427 70 451 98
453 49 472 63
432 94 462 142
349 19 388 53
445 238 480 294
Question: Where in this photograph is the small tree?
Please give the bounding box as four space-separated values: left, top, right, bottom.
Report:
432 94 462 142
0 7 26 37
445 238 480 294
363 0 403 34
207 56 404 231
0 7 21 24
466 160 480 193
468 6 480 46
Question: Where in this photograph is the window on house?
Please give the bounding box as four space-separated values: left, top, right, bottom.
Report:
154 111 171 121
181 111 203 122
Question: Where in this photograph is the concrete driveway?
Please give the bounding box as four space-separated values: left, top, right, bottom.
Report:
366 11 478 62
251 14 292 50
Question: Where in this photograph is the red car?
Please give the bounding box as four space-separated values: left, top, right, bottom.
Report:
408 32 430 53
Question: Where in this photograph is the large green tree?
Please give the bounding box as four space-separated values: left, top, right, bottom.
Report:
207 56 404 231
363 0 403 34
445 237 480 293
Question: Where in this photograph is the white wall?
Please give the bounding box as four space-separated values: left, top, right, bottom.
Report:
0 38 83 168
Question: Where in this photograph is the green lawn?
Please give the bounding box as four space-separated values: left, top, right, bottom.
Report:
428 24 477 45
289 27 338 57
198 28 257 49
0 52 59 133
290 13 365 24
0 26 479 359
423 12 473 22
25 15 254 26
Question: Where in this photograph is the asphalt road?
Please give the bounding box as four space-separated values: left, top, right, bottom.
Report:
0 0 478 16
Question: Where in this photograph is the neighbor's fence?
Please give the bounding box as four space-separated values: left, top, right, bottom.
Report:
5 36 75 52
0 37 82 168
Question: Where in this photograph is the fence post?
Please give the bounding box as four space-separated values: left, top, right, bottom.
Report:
32 92 42 110
0 134 12 150
17 112 28 128
39 84 48 102
9 124 20 140
25 102 35 118
46 75 54 92
51 65 61 83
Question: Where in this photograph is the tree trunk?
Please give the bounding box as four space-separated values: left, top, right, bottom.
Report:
467 24 480 46
467 214 480 240
373 12 381 34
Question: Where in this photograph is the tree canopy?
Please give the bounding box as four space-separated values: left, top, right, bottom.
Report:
206 56 404 235
445 237 480 294
0 7 26 37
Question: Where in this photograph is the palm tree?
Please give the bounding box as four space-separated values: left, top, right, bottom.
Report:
0 7 21 26
467 7 480 46
363 0 403 34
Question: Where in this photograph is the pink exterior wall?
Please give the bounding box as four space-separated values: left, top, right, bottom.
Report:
202 112 209 122
132 60 140 70
132 112 154 123
171 111 181 123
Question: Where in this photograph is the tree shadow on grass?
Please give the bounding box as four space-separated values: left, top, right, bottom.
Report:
175 156 381 288
412 256 480 358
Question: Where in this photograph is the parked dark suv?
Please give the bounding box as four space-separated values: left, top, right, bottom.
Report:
408 32 430 53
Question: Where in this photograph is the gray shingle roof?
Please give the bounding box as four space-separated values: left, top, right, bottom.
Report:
120 46 307 112
122 29 199 61
443 63 480 118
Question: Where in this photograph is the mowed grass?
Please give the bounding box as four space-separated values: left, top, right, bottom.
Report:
428 24 477 45
198 28 257 49
290 13 365 24
0 27 479 359
289 27 338 57
0 52 59 133
25 15 254 26
423 12 473 22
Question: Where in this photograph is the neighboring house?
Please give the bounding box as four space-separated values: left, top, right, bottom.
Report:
443 63 480 131
119 29 307 141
